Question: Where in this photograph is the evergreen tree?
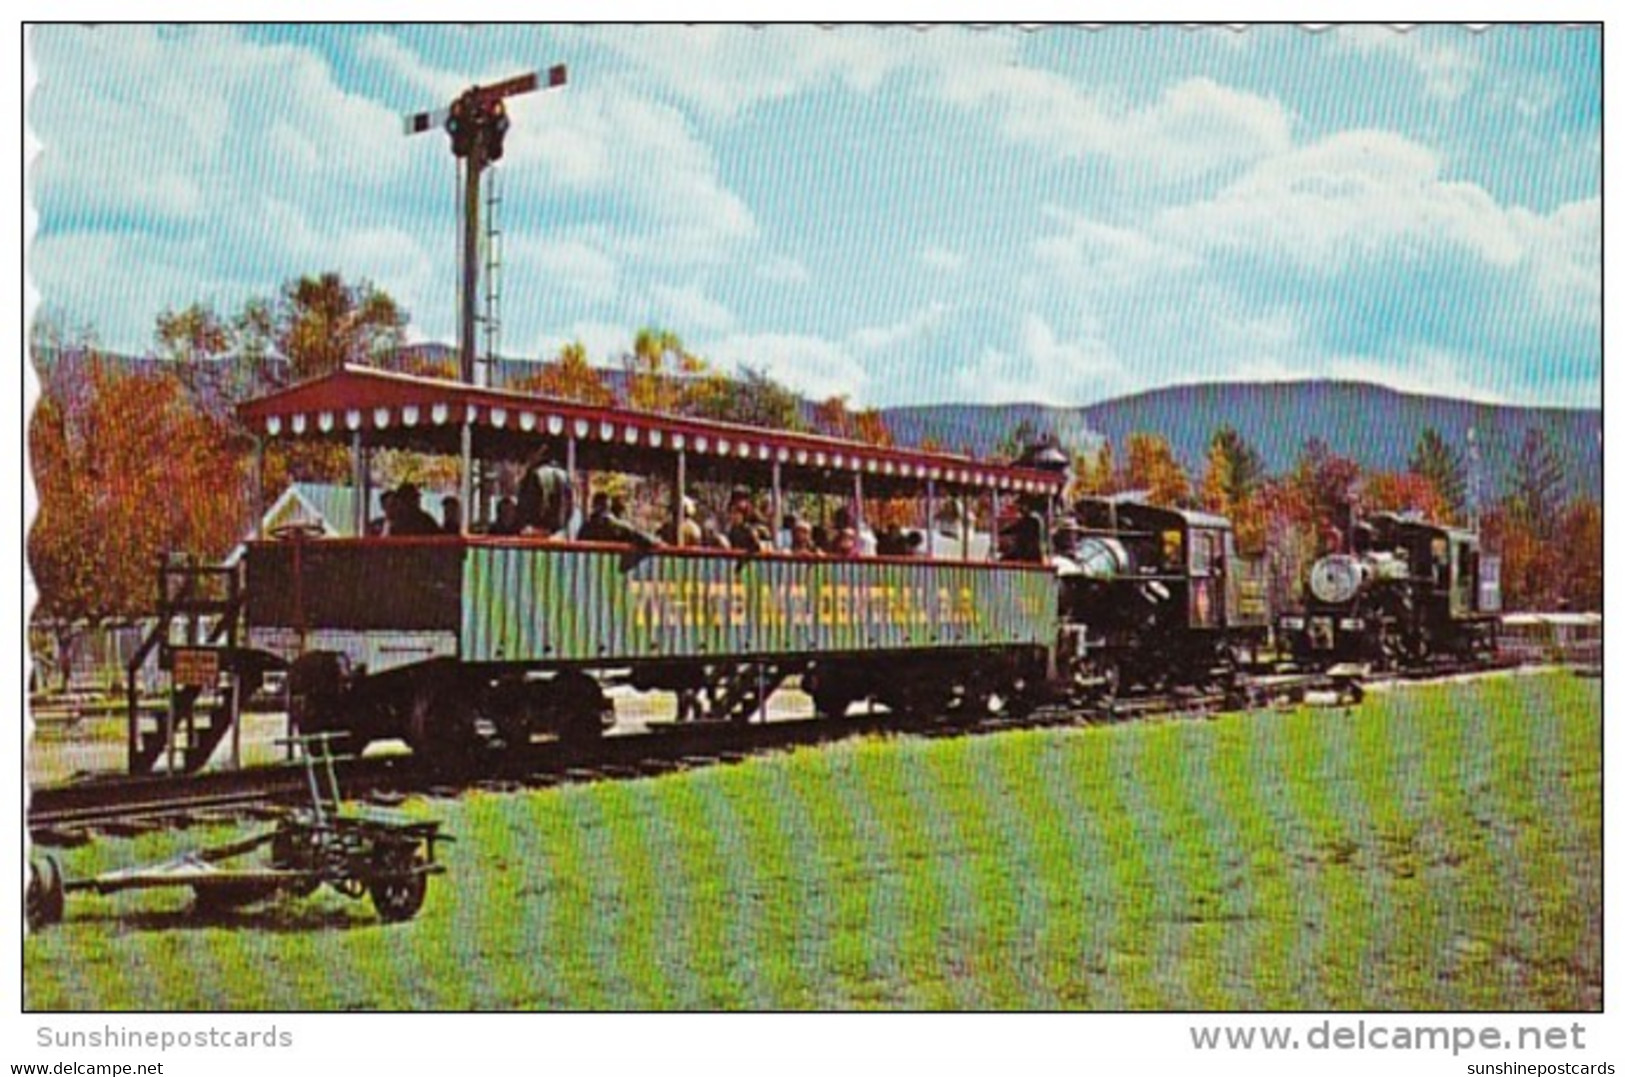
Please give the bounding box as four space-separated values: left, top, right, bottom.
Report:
1506 426 1565 540
1408 427 1466 521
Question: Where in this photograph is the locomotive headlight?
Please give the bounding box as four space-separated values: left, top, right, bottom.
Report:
1309 554 1364 605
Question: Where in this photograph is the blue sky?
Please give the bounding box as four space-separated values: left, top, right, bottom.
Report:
26 24 1600 408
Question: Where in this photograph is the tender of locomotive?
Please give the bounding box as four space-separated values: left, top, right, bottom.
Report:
1055 496 1273 703
228 366 1067 759
1277 511 1500 670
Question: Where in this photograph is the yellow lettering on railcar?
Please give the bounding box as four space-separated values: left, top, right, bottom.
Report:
631 576 994 635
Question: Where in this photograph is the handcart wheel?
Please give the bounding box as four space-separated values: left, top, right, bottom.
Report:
27 856 64 930
367 845 428 923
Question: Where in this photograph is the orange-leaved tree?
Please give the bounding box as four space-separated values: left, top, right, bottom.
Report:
29 354 249 688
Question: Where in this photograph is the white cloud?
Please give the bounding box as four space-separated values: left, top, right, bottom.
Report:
848 302 948 354
593 26 900 121
1033 208 1199 289
1156 130 1523 273
529 320 636 367
927 56 1291 184
707 332 869 403
1326 346 1506 404
952 315 1126 406
757 256 810 284
1508 196 1600 324
920 246 964 273
1339 25 1482 103
508 238 620 309
649 283 736 335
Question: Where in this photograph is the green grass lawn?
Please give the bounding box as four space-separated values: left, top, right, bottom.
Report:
24 671 1601 1011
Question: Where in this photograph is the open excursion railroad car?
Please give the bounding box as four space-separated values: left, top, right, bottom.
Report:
230 367 1067 757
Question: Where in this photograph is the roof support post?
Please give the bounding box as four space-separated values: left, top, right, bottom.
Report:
991 489 1001 562
853 472 865 536
351 429 367 537
459 422 474 537
566 435 578 538
674 449 687 545
771 460 783 547
926 480 936 558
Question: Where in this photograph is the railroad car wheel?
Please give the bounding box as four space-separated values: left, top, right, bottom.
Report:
287 651 352 740
368 845 428 923
553 672 611 749
406 679 485 763
26 856 64 930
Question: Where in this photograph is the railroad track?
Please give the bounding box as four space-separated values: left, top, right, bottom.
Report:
26 661 1548 842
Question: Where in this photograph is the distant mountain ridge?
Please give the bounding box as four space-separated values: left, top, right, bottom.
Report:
882 380 1601 504
32 344 1598 504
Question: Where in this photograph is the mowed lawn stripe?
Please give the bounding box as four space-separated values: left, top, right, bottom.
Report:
534 787 616 1008
850 740 968 1008
653 773 754 1007
593 781 679 1007
1413 681 1526 1007
1145 719 1258 1008
1206 714 1302 1009
908 736 1029 1009
698 764 795 1008
1080 726 1164 1008
1347 691 1453 1009
1279 705 1386 1007
1493 677 1600 1007
1021 727 1120 1008
722 758 831 1009
1542 676 1603 1004
972 732 1069 1008
1244 712 1335 1007
784 745 909 1007
1171 722 1264 1009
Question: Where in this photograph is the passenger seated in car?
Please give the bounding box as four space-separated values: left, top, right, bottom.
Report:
578 491 660 548
384 483 441 536
789 519 820 555
824 507 859 556
488 497 522 536
726 488 770 553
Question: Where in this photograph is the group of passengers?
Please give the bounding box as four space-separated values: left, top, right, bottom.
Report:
373 483 458 537
368 445 968 559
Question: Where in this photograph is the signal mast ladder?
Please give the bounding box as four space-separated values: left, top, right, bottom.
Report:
124 557 269 774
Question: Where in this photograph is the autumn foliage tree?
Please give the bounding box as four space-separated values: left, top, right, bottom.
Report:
29 354 248 687
1121 432 1190 507
277 272 408 380
1359 470 1448 522
512 341 616 407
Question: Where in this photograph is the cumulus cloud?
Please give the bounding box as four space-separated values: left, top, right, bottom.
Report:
707 331 869 403
649 283 736 335
1155 130 1523 272
920 246 964 272
592 26 900 121
952 315 1127 406
849 302 948 354
1339 25 1482 103
928 57 1292 185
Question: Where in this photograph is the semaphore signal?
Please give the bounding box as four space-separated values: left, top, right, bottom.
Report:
405 64 568 388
